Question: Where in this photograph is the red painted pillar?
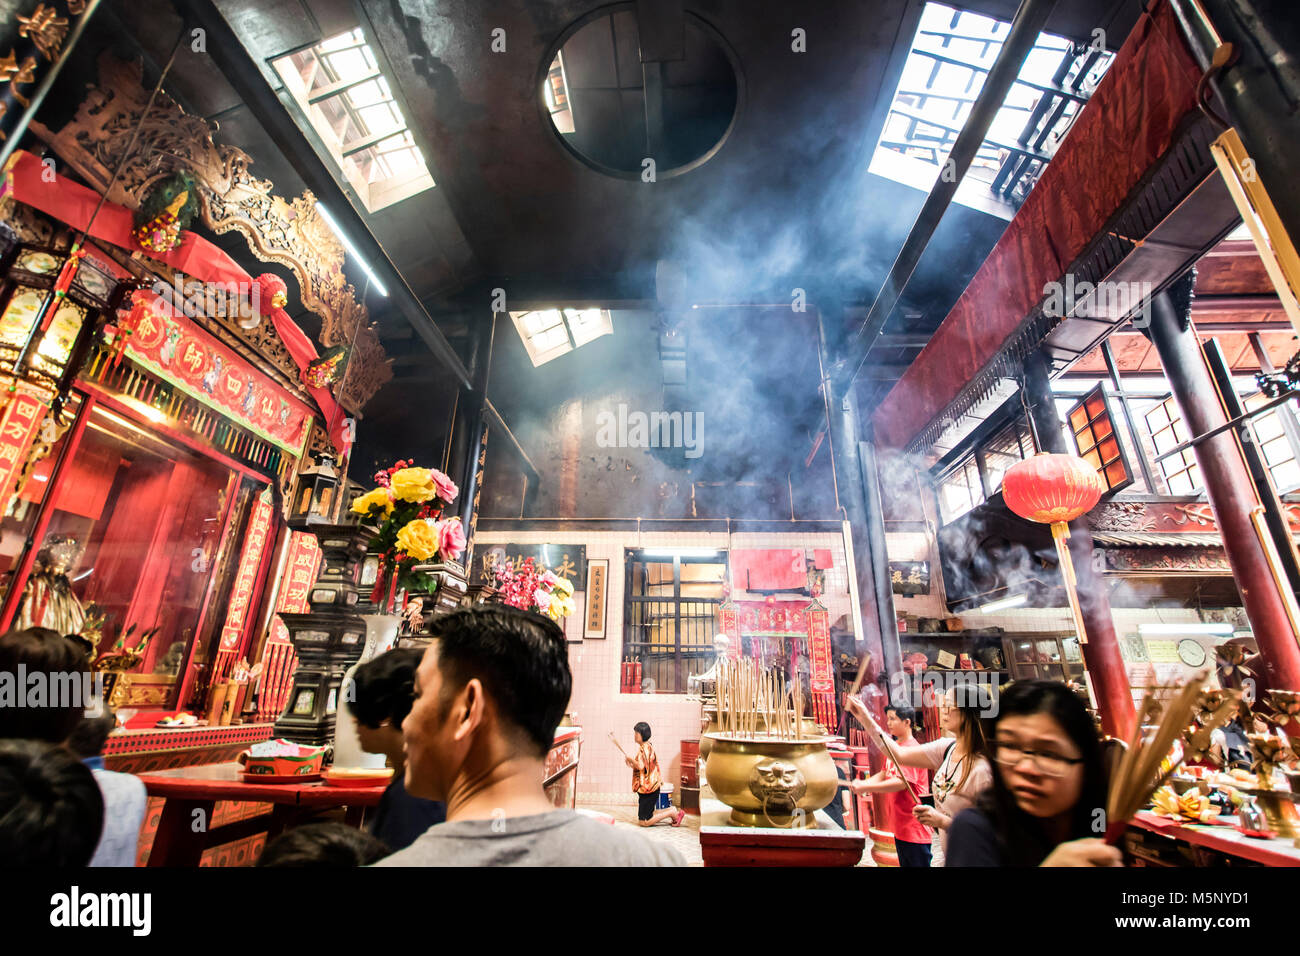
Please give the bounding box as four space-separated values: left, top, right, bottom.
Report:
1147 280 1300 698
1025 351 1136 740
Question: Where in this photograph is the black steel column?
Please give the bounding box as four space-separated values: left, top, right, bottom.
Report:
1170 0 1300 247
818 312 904 703
443 312 495 559
859 438 904 697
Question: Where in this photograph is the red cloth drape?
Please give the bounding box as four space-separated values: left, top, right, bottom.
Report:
731 549 806 589
1 150 349 452
872 2 1202 449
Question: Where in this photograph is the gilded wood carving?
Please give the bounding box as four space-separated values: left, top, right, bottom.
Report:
38 53 391 412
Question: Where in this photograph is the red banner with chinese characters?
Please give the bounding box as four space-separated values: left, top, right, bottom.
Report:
716 600 741 659
126 291 313 456
0 387 48 511
268 531 322 646
213 489 275 679
717 599 836 728
806 600 835 731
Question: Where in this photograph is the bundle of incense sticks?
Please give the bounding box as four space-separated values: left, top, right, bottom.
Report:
714 658 806 740
1102 671 1230 844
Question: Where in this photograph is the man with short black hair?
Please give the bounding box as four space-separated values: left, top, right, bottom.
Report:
376 606 683 866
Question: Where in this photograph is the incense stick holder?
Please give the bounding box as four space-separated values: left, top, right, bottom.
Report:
699 710 823 759
703 733 838 828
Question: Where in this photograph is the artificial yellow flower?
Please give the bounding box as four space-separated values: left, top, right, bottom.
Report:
390 467 437 503
395 518 439 561
350 487 393 516
552 576 574 597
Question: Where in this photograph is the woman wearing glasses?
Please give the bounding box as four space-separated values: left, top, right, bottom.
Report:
946 680 1122 867
847 682 993 867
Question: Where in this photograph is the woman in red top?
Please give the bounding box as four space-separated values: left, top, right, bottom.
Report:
850 704 932 866
626 722 686 827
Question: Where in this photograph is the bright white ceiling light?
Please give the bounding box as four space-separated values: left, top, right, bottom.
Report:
978 593 1028 614
315 202 388 297
1138 623 1235 636
641 548 719 557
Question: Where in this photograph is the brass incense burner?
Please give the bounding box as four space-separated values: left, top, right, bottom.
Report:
703 733 838 828
700 707 823 759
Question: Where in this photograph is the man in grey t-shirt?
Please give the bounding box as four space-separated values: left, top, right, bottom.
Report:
374 605 683 867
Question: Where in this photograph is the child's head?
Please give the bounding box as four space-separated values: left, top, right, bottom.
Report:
256 822 390 867
0 738 105 866
66 710 118 760
633 721 651 744
349 648 424 759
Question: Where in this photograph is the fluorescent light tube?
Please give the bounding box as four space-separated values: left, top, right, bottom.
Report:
978 593 1028 614
1138 623 1234 635
315 202 388 297
641 548 719 557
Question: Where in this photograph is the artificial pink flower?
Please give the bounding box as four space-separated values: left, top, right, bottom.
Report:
429 468 459 503
436 517 466 561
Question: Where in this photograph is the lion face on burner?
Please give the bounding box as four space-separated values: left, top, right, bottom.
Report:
748 760 807 815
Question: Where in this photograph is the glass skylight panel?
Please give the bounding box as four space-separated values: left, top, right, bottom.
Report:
566 308 612 347
273 28 435 211
870 2 1114 210
510 310 614 367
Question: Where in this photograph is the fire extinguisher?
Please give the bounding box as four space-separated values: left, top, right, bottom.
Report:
632 658 642 694
621 658 633 693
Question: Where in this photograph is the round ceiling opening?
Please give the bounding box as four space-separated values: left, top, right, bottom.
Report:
541 5 740 178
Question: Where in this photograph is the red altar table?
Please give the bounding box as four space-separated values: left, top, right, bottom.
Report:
1129 810 1300 867
137 761 385 866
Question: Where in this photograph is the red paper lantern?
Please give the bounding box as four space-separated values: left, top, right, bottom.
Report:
1000 453 1105 644
1002 453 1104 525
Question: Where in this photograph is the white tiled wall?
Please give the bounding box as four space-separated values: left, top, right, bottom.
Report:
475 528 854 802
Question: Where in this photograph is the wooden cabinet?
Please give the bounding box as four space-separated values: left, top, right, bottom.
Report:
1003 633 1085 682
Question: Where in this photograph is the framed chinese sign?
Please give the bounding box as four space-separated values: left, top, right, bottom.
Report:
584 559 608 639
889 561 930 596
470 543 587 588
123 292 314 457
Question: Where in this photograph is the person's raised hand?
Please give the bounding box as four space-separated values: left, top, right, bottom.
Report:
1041 838 1123 867
844 695 882 734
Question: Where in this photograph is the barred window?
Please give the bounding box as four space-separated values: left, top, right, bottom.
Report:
623 550 726 694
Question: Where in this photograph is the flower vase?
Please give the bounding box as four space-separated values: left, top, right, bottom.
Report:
332 612 401 770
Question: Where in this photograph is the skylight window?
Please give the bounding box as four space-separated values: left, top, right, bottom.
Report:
870 2 1114 214
510 309 613 367
274 28 435 213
